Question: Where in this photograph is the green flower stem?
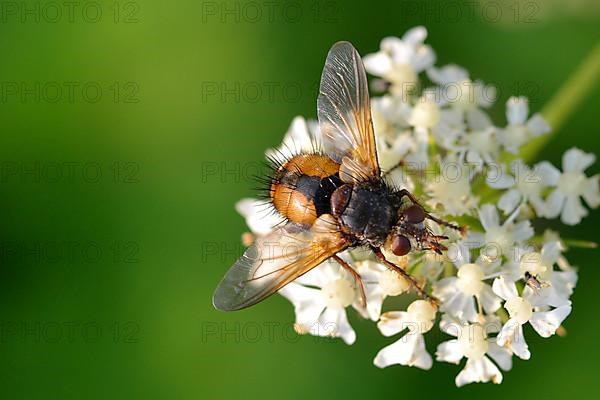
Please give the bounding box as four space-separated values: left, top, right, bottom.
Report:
563 239 598 249
521 42 600 162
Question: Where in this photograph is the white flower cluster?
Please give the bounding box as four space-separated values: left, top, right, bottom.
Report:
236 27 599 386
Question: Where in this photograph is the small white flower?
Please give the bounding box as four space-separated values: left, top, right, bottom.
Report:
436 318 512 387
279 261 358 345
498 97 550 154
372 95 412 143
492 276 572 359
403 133 430 167
425 156 479 216
352 260 410 321
514 241 577 307
469 204 534 262
457 127 501 169
376 131 413 172
431 107 465 150
363 26 435 96
374 300 437 370
487 160 552 216
401 93 442 168
408 94 441 130
434 243 501 322
427 64 495 130
371 97 422 175
539 147 600 225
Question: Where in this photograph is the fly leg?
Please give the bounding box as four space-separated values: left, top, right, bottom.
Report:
372 247 439 308
332 255 367 308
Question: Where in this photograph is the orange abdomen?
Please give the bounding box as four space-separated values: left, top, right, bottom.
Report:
270 154 342 226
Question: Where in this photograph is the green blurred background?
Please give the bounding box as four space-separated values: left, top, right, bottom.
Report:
0 0 598 398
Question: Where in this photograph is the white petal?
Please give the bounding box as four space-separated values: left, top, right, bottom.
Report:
526 113 551 136
374 334 432 370
474 80 495 107
466 108 492 130
285 116 313 152
497 318 520 346
530 194 549 217
582 175 600 208
426 64 469 85
402 26 427 45
377 311 411 337
550 269 578 299
479 204 500 230
541 240 562 263
498 189 522 215
510 325 531 360
466 149 483 166
524 285 570 308
479 258 501 277
562 147 596 173
439 315 462 337
363 52 392 76
480 284 502 314
439 106 465 127
486 165 515 190
506 96 529 125
487 342 514 370
235 198 260 219
320 260 348 282
561 195 587 225
529 305 572 338
352 262 386 321
544 189 566 219
536 161 561 186
278 283 325 328
436 340 464 364
447 292 478 322
318 307 356 345
296 260 337 287
388 43 412 66
498 322 530 360
492 276 518 300
501 259 522 282
512 220 534 242
433 277 459 299
356 285 385 321
412 45 436 72
451 242 471 267
381 36 403 52
466 232 486 248
455 356 503 387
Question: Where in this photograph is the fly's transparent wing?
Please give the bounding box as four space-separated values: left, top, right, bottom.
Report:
212 215 348 311
317 41 380 183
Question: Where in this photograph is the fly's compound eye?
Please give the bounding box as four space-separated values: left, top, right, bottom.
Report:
391 234 412 256
403 205 425 224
